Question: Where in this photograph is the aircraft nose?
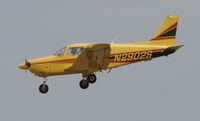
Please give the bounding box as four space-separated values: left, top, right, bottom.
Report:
18 63 29 70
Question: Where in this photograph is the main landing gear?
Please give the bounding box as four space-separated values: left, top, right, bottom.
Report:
39 78 49 94
79 73 97 89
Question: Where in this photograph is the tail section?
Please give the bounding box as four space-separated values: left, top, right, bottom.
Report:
149 16 179 45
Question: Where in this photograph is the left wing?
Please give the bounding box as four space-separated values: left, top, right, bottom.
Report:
86 44 111 71
65 44 111 72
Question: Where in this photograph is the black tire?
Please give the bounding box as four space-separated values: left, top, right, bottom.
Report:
39 84 49 94
79 79 89 89
87 74 97 84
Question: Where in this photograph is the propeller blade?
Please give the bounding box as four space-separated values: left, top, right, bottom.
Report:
25 58 31 67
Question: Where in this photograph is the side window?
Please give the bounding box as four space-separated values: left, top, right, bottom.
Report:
67 47 84 56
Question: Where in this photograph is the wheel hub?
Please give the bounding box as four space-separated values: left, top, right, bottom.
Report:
42 85 46 91
90 77 95 81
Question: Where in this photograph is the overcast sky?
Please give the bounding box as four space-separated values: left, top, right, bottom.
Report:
0 0 199 121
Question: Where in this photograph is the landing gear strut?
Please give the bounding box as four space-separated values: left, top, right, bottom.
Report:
79 73 97 89
39 78 49 94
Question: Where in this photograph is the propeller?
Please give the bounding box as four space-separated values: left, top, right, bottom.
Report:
25 58 31 67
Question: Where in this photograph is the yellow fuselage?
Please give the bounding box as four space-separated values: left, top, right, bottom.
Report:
19 42 176 78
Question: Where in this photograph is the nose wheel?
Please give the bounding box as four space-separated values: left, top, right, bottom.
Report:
79 73 97 89
39 84 49 94
39 78 49 94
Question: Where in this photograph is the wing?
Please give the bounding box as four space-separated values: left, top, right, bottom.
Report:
86 44 111 71
65 44 111 73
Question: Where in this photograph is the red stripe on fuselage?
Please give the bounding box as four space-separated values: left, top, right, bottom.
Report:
31 59 75 65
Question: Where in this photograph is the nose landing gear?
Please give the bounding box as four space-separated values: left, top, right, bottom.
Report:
39 78 49 94
79 73 97 89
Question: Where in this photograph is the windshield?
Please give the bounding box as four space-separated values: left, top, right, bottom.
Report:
67 47 84 56
54 47 66 56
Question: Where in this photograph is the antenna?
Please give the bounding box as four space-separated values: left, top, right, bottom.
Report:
110 34 119 44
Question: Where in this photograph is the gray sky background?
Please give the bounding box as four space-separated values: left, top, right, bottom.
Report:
0 0 199 121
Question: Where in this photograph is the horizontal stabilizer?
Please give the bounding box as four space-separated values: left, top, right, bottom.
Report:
163 45 184 56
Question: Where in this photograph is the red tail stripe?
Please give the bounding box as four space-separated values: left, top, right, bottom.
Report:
159 22 178 36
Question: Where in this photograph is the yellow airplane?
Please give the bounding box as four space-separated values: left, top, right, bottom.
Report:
19 15 183 94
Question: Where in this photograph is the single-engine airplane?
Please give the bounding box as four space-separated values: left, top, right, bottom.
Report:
19 16 183 94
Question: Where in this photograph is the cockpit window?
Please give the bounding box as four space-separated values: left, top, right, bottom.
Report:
54 47 66 56
67 47 84 56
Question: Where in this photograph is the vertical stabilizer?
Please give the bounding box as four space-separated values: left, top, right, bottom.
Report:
149 16 179 45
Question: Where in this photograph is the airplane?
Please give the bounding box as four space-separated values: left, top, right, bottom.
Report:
19 15 183 94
